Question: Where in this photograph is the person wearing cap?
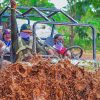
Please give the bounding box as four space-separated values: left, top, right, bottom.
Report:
20 23 32 39
16 24 46 61
2 29 11 54
53 34 66 55
47 34 71 57
2 29 11 47
0 29 11 61
15 24 33 61
0 40 11 67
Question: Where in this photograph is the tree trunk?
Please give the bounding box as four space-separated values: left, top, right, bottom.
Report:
10 0 18 63
68 0 76 46
69 26 75 46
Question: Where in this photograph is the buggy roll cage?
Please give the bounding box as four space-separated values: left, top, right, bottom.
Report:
17 6 78 23
0 6 30 25
0 6 79 39
16 6 78 37
32 21 96 61
0 6 96 61
0 6 78 34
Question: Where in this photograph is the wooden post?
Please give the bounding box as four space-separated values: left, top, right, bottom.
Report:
10 0 18 63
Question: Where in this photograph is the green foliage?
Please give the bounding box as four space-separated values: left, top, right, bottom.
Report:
0 0 54 8
17 0 54 7
75 27 88 39
81 9 100 35
52 13 70 22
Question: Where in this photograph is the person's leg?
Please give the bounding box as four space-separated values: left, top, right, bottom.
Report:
66 51 71 58
47 49 55 55
61 48 71 58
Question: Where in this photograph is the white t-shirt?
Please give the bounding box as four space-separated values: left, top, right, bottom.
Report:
0 45 10 55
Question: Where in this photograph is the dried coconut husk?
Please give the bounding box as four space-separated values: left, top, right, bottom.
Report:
0 55 100 100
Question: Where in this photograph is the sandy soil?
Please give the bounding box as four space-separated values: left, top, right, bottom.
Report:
82 51 100 61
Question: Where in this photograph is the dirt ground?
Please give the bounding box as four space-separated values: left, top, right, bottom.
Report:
82 51 100 61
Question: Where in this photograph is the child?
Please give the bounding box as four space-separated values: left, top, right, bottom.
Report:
47 34 71 57
2 29 11 43
2 29 11 53
0 29 11 61
53 34 67 55
0 40 11 66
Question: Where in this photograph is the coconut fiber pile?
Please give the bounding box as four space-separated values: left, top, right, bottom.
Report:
0 56 100 100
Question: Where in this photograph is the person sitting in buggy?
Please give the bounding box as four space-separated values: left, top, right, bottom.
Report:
2 29 11 49
45 33 83 59
46 34 71 58
0 29 11 61
15 23 33 61
0 40 11 66
16 23 46 61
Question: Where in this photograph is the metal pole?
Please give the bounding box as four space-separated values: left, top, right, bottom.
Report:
90 26 96 61
32 23 36 54
0 6 9 16
22 7 50 21
51 19 55 37
61 10 78 23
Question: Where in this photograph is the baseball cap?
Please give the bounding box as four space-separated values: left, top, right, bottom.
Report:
20 24 32 32
3 29 11 34
54 34 63 39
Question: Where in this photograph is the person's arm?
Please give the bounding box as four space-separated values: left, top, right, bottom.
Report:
0 40 4 48
2 46 10 53
0 40 10 54
0 40 5 55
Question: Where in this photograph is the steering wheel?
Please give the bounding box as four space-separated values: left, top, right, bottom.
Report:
63 46 83 59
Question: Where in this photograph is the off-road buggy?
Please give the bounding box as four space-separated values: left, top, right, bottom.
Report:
0 5 96 62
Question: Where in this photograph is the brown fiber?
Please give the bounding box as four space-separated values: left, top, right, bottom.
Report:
0 55 100 100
